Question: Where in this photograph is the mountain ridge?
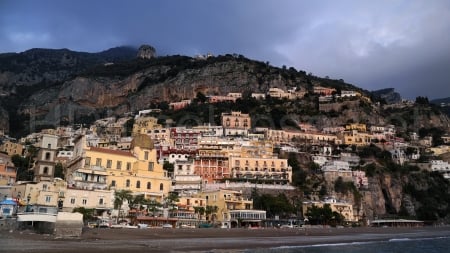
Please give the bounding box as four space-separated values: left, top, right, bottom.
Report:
0 46 447 137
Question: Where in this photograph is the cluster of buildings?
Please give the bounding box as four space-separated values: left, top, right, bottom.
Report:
0 85 449 230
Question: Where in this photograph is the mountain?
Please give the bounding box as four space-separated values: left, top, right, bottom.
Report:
431 97 450 117
0 46 138 135
431 97 450 105
0 45 448 137
371 88 402 104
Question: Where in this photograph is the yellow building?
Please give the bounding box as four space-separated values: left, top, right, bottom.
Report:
173 196 207 227
0 141 24 156
12 178 67 209
0 162 16 185
221 111 251 130
132 116 162 137
196 189 253 224
341 130 372 146
302 198 357 222
67 134 172 202
63 188 114 216
229 140 292 184
345 123 367 132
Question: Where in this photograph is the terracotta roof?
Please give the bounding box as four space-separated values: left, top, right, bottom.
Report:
89 147 135 158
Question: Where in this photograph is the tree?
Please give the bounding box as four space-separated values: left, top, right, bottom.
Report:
305 204 334 225
124 118 135 137
415 96 429 105
164 192 179 217
54 162 64 179
73 207 95 223
193 206 205 220
163 161 174 173
195 91 207 103
146 199 162 217
114 190 133 222
205 205 219 222
11 154 33 181
129 194 146 211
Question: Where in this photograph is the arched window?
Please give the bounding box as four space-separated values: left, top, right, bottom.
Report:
45 152 51 160
136 180 141 188
147 182 151 189
159 183 163 191
126 179 130 187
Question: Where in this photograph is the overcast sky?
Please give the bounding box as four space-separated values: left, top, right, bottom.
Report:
1 0 449 99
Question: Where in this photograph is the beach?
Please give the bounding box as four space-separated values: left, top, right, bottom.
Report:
1 226 450 252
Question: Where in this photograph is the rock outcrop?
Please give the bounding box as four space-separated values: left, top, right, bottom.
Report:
137 45 156 59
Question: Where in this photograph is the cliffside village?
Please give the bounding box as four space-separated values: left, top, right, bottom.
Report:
1 87 449 232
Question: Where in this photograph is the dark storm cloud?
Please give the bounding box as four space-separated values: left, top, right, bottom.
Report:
0 0 449 99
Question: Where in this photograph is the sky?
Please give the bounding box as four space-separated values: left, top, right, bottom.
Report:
1 0 449 99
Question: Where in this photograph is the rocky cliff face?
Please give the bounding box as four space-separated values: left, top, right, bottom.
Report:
0 105 8 133
137 45 156 59
15 55 307 132
371 88 402 104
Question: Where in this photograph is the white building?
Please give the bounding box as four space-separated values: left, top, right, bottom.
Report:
321 160 351 172
429 160 450 179
33 134 58 182
172 159 202 195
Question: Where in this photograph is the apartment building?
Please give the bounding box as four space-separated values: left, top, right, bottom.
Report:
132 116 162 137
221 111 251 136
67 134 172 202
196 189 253 224
0 141 24 156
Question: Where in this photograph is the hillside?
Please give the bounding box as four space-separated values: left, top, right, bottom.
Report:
0 47 370 137
0 45 448 137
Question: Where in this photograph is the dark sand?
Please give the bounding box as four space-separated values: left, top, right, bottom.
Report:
1 226 450 252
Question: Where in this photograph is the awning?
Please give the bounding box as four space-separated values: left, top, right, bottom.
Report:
0 199 17 205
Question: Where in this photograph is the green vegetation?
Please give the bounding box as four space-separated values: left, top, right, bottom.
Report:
305 204 344 226
72 207 95 222
252 189 294 219
403 171 450 222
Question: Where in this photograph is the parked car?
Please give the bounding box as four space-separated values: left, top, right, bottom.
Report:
162 223 173 229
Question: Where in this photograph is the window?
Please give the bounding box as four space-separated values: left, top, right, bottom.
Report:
43 184 48 191
148 162 154 171
70 198 75 204
136 180 141 188
106 160 112 168
147 182 151 189
116 161 122 170
144 151 149 160
111 180 116 187
96 158 102 166
43 167 49 175
82 199 87 205
85 157 91 166
126 179 130 187
45 152 51 160
45 195 51 203
159 183 163 191
48 143 51 149
99 198 104 205
126 162 131 171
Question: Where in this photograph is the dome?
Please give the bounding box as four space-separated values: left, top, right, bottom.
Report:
131 134 154 149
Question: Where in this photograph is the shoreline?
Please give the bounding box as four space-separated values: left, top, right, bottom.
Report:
1 226 450 252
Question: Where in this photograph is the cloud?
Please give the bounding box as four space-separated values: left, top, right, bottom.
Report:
0 0 449 99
